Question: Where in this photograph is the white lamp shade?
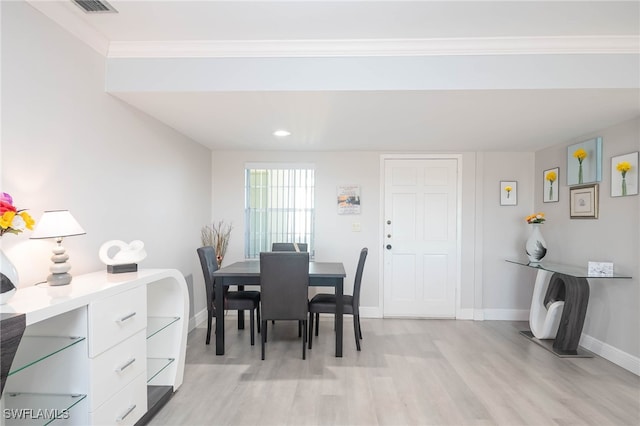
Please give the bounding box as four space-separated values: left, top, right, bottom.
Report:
30 210 86 239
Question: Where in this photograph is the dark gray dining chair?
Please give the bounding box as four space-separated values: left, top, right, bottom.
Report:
308 247 368 351
270 242 309 333
271 242 308 252
197 246 261 346
259 251 310 360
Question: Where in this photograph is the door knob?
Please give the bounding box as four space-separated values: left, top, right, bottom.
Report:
386 244 392 250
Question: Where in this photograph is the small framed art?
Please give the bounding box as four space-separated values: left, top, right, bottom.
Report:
567 137 602 186
611 151 638 197
337 184 361 214
543 167 559 203
570 184 599 219
500 181 517 206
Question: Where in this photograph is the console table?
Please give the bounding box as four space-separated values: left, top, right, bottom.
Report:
507 259 631 357
0 269 189 425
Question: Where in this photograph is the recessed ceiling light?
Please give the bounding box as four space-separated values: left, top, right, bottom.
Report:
273 130 291 137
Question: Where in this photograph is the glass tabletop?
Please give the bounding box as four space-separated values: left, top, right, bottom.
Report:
506 259 632 279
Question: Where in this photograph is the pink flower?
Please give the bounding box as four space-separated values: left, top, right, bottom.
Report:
0 192 13 204
0 200 16 214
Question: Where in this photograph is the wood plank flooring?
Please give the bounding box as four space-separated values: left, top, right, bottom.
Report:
149 318 639 426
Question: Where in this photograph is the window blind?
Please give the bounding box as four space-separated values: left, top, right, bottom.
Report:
244 166 315 258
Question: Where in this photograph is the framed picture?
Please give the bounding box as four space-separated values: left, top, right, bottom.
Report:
337 185 361 215
500 181 517 206
570 184 599 219
611 151 638 197
567 137 602 186
543 167 559 203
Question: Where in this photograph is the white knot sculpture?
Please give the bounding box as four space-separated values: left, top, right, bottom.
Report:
99 240 147 266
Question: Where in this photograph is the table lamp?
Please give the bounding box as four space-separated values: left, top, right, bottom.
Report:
30 210 86 286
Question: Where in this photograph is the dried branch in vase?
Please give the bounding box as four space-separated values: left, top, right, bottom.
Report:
201 221 233 267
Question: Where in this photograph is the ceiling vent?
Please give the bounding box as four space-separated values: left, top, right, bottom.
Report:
72 0 118 13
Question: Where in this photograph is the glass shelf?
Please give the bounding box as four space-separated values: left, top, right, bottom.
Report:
506 259 632 279
2 392 86 426
147 358 175 383
146 317 180 340
8 336 86 377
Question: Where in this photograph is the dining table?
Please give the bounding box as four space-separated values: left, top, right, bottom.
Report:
212 260 347 357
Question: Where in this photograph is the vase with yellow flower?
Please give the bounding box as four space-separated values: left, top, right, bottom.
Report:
525 213 547 264
573 148 587 184
1 192 36 304
616 161 632 196
504 185 513 199
545 170 557 200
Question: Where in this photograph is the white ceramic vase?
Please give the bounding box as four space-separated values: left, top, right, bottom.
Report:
1 248 18 304
525 224 547 264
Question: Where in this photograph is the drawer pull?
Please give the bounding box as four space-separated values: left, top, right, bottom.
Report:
116 404 137 422
117 312 137 323
115 357 136 373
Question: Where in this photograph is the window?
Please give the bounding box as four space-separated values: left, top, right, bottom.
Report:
244 164 315 258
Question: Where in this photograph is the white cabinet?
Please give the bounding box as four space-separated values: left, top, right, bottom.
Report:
89 374 147 426
0 270 189 426
88 286 147 357
88 330 147 413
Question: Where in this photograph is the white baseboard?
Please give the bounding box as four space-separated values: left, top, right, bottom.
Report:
483 309 529 321
359 307 382 318
190 308 208 331
580 333 640 376
456 308 474 320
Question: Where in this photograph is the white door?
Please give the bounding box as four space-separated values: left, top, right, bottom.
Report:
383 158 458 318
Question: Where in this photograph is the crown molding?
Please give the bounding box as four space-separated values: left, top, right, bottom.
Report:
107 36 639 59
22 0 640 61
26 0 109 56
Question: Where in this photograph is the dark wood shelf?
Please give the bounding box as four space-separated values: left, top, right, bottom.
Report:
134 385 173 426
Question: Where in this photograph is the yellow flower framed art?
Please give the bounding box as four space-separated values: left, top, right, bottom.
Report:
500 180 517 206
543 167 559 203
611 151 638 197
567 137 602 185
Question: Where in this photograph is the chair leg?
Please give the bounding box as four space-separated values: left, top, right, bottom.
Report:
206 309 213 345
298 321 302 337
261 319 267 360
302 319 307 360
315 313 320 336
257 305 261 333
308 312 314 349
357 315 363 339
353 315 361 351
250 309 255 346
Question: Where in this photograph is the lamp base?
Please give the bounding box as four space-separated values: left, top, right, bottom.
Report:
107 263 138 274
47 272 72 286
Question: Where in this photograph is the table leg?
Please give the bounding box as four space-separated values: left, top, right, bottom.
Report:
237 285 245 330
552 274 589 354
215 278 225 355
335 278 343 357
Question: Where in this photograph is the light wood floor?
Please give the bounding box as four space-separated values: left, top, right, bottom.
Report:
149 318 639 426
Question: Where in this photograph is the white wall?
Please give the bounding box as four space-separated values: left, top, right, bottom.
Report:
481 152 537 319
0 1 211 328
535 117 640 362
212 151 381 311
212 150 484 317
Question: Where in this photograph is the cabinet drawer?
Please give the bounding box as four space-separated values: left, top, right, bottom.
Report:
89 330 146 411
90 372 147 426
89 286 147 357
